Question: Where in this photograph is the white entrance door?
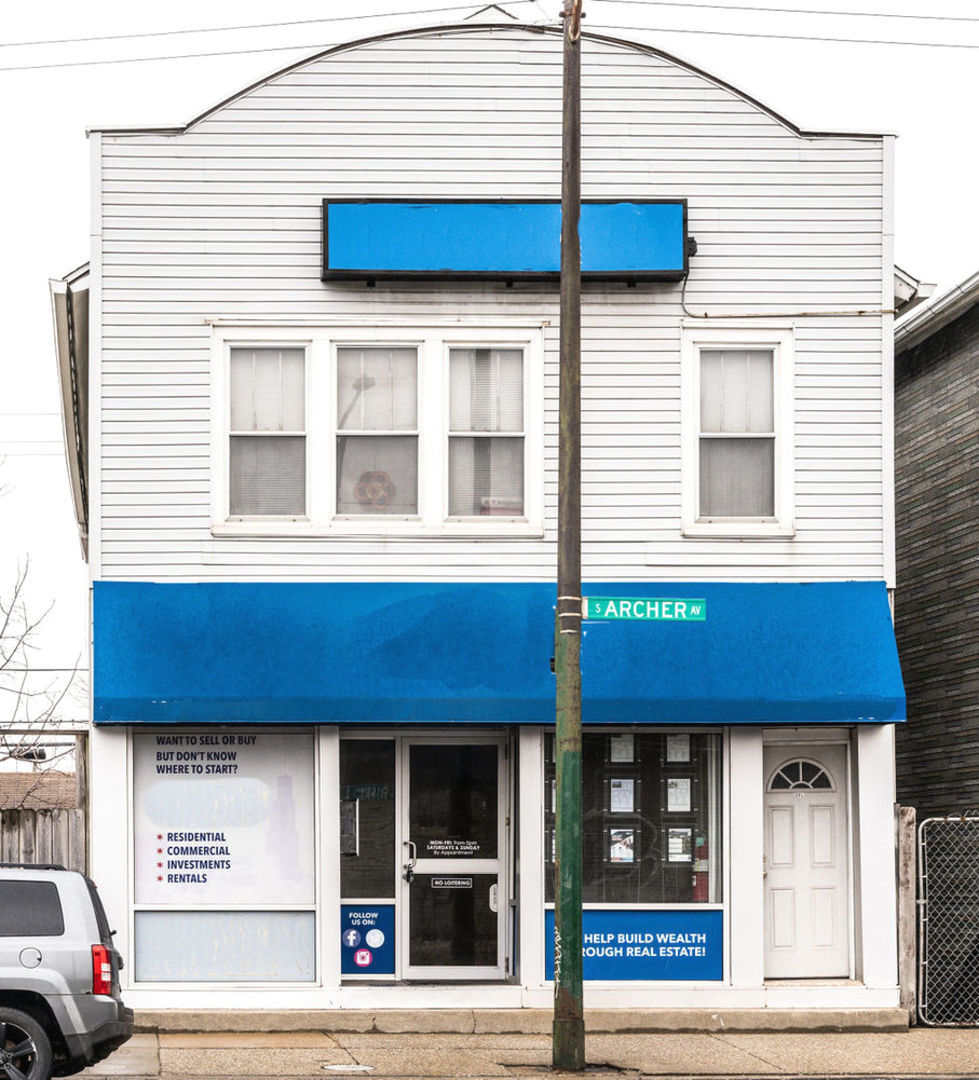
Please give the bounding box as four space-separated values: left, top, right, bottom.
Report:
763 744 849 978
400 738 506 980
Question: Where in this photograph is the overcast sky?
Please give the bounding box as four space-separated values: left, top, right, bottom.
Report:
0 0 976 713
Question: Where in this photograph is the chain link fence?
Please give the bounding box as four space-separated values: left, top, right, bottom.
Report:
918 813 979 1025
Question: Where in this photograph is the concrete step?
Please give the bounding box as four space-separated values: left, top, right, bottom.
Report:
134 1007 910 1035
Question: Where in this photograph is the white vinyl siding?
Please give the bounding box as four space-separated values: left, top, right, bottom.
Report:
95 28 888 583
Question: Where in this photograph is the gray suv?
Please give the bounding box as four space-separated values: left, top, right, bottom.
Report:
0 864 132 1080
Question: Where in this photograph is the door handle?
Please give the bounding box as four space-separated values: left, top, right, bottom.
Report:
402 840 417 882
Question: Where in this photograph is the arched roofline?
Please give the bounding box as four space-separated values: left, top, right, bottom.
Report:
88 21 886 141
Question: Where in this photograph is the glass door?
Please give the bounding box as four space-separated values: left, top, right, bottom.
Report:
401 739 506 979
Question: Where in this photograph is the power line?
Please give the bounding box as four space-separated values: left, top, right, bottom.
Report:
0 1 972 74
594 0 979 23
0 3 533 50
0 0 972 54
588 19 979 45
0 15 975 71
0 40 342 72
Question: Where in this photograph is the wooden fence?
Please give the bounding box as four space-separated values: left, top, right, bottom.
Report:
0 808 87 871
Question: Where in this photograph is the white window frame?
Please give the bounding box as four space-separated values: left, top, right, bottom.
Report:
211 324 544 537
227 343 309 520
681 324 794 538
331 340 423 523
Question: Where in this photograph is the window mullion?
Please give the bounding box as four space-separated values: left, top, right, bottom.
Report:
305 339 325 527
418 336 443 527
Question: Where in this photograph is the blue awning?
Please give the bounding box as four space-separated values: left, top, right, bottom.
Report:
93 580 905 725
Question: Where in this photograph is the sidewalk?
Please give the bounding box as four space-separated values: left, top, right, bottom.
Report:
84 1027 979 1079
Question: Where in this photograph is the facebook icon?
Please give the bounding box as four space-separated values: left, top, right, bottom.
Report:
342 929 361 948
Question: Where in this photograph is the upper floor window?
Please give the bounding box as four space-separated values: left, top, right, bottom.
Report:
214 327 542 536
229 347 306 516
699 348 774 519
682 326 794 538
336 346 418 516
448 348 524 517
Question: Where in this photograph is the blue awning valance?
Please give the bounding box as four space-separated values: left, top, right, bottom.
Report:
93 580 904 726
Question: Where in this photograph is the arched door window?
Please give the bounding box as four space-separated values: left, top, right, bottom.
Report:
767 758 835 791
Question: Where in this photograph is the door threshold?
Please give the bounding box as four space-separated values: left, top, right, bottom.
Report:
401 980 510 985
765 978 859 985
340 979 509 987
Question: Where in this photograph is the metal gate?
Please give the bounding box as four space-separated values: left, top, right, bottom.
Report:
918 814 979 1025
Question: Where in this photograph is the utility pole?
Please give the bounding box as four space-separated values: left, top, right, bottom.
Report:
553 0 585 1071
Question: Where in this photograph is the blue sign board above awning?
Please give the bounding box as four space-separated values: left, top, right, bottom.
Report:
322 200 690 282
93 580 905 726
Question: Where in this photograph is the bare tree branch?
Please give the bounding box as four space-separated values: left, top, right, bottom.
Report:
0 559 82 810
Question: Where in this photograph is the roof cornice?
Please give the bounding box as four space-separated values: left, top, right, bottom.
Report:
86 22 887 142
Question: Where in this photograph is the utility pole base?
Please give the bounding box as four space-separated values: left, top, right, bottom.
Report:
552 1018 586 1071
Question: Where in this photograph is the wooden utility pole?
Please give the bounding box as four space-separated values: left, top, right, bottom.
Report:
553 0 585 1071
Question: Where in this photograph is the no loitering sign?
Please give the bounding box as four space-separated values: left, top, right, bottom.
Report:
584 597 707 621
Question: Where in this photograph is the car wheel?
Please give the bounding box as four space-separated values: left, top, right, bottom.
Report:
0 1008 52 1080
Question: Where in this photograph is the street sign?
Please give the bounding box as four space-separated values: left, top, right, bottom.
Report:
584 597 707 621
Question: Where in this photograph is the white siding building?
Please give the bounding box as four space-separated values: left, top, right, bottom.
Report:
54 20 905 1015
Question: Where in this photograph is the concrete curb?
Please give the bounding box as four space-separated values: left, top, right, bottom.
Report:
134 1007 910 1035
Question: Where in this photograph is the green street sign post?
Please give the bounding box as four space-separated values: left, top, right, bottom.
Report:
584 597 707 621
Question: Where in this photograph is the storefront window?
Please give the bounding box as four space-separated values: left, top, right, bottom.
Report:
340 739 396 898
134 911 315 982
544 731 722 904
132 731 316 982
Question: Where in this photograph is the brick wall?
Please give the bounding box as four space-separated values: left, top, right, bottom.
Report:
895 301 979 818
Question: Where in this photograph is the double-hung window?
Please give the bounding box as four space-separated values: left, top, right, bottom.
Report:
682 327 793 537
336 347 418 516
448 348 524 517
699 348 774 518
229 347 306 517
216 326 541 534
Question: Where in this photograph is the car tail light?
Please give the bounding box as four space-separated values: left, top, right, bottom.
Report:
92 944 112 995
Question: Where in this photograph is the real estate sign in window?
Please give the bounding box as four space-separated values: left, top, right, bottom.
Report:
133 731 316 906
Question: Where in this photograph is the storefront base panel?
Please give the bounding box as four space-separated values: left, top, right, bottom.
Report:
129 1002 907 1033
119 983 901 1015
